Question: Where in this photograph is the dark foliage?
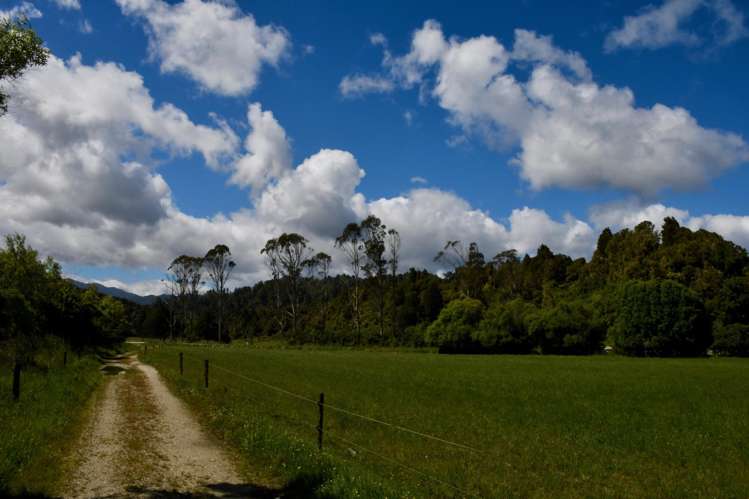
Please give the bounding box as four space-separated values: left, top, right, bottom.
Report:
126 218 747 357
712 323 749 357
0 234 133 368
609 280 711 356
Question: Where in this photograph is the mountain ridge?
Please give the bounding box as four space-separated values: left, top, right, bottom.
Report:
68 279 163 305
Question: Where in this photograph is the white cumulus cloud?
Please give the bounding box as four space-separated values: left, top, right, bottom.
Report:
519 65 748 194
512 29 591 80
340 20 749 195
1 58 607 291
230 103 292 193
0 53 238 266
116 0 290 96
5 49 745 294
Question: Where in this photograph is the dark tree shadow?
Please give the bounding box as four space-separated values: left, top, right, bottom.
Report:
122 474 339 498
125 482 277 498
1 474 339 498
99 364 127 375
0 489 58 499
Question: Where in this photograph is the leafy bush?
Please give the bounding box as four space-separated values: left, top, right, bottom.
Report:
610 280 711 356
474 299 536 353
425 298 484 353
400 323 428 347
712 323 749 357
527 301 605 354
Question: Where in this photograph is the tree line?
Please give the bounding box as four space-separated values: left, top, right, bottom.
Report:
138 216 749 357
0 235 135 398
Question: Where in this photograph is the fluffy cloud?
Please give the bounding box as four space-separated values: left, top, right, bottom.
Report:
432 32 531 148
604 0 748 51
370 190 596 269
1 57 602 291
589 200 690 230
688 214 749 248
519 65 748 194
116 0 289 96
0 53 238 265
340 20 749 195
230 103 292 193
6 52 742 293
255 149 367 239
8 54 237 167
511 29 591 80
0 1 42 19
383 19 449 88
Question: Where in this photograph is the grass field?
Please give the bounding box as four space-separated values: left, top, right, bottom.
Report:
142 344 749 498
0 347 102 495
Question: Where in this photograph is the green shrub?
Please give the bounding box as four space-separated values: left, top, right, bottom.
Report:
400 323 428 347
474 299 536 353
610 280 711 356
425 298 484 353
712 323 749 357
527 301 605 355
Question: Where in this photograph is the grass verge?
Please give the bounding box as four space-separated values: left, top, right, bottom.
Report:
0 346 102 496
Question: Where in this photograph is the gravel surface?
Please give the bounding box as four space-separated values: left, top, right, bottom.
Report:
64 354 270 498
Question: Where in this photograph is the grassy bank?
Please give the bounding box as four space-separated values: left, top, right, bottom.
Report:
0 346 102 496
141 343 749 497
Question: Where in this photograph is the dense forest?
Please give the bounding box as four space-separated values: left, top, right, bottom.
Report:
132 216 749 357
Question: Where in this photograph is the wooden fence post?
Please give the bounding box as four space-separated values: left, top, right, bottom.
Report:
179 352 184 376
317 392 325 450
12 363 21 401
204 359 209 388
63 350 67 367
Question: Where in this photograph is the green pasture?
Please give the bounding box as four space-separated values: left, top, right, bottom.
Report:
142 344 749 498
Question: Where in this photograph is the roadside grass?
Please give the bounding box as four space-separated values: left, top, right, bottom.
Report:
0 344 102 496
142 343 749 498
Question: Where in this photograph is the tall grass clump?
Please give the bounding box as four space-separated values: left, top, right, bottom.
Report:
0 340 101 495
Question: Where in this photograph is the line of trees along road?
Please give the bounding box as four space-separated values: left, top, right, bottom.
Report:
0 235 134 398
138 216 749 357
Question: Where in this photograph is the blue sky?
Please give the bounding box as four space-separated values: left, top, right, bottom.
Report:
1 0 748 294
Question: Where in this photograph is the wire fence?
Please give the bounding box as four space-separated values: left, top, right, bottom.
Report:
145 345 481 497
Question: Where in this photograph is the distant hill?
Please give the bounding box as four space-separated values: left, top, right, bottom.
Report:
69 279 163 305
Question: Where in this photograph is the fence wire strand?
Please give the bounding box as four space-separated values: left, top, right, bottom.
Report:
174 352 319 435
180 351 483 454
151 348 482 497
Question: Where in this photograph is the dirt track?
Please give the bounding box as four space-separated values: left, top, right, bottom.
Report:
64 353 275 498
